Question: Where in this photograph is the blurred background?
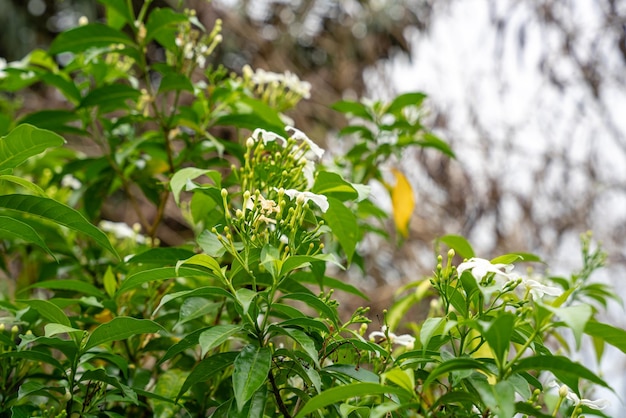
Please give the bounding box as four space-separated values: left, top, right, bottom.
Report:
2 0 625 412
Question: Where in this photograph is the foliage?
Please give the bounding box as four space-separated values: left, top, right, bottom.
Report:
0 1 624 417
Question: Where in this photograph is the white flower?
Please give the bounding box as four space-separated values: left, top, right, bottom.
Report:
283 189 329 213
549 381 609 410
250 128 287 147
99 220 146 244
369 325 415 350
521 277 562 299
457 257 519 284
61 174 82 190
286 126 324 159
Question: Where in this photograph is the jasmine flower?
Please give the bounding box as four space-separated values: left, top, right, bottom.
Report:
369 325 415 350
283 189 329 213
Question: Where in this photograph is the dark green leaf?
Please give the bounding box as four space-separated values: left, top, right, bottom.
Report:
331 100 373 121
0 216 56 259
422 358 492 388
79 84 141 113
438 234 474 259
483 313 515 363
233 344 272 411
145 8 188 50
84 317 165 351
511 355 610 396
386 92 427 114
159 73 194 93
117 266 212 294
17 299 71 327
199 324 243 357
312 171 358 201
0 194 118 259
49 23 135 54
323 197 358 263
18 110 83 135
176 352 238 400
294 382 406 418
585 320 626 355
99 0 134 28
0 124 65 172
25 279 104 298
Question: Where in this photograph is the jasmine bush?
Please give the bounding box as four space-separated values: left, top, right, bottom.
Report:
0 1 624 417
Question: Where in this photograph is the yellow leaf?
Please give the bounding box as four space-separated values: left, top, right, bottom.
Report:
390 169 415 238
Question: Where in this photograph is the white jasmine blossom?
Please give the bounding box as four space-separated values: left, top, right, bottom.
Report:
250 128 287 146
283 189 329 213
457 257 519 284
521 276 562 299
369 325 415 350
61 174 82 190
99 220 146 244
549 381 609 410
286 126 324 159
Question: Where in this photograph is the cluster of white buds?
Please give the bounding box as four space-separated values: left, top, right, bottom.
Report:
173 16 222 71
242 65 312 111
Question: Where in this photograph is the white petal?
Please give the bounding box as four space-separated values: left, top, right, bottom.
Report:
286 126 325 159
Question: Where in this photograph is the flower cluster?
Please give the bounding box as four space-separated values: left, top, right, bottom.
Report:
457 257 562 300
241 65 312 111
170 13 222 72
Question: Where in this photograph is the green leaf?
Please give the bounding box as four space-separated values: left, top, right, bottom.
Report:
585 320 626 355
154 286 232 315
99 0 134 29
199 325 243 357
145 8 189 50
280 293 338 327
79 84 141 113
331 100 373 121
312 171 358 201
44 323 83 338
294 382 407 418
511 355 610 396
81 369 138 404
177 352 238 400
176 254 227 282
178 297 219 325
233 344 272 411
323 364 380 384
25 279 105 298
0 175 47 196
103 265 118 298
422 358 493 388
18 110 83 134
159 73 194 94
84 317 165 351
472 379 516 418
270 326 319 367
170 167 221 205
0 216 56 259
491 252 543 264
153 286 233 315
382 368 415 395
49 23 135 54
118 266 211 294
149 369 186 415
438 234 474 259
0 124 65 172
418 133 455 158
0 194 118 259
159 328 208 365
420 317 445 350
386 92 427 114
235 288 257 316
0 350 65 373
17 299 71 327
483 313 515 363
547 304 592 349
127 247 196 265
323 197 358 263
215 97 285 132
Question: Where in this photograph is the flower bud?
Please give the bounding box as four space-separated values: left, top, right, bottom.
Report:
11 325 18 334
